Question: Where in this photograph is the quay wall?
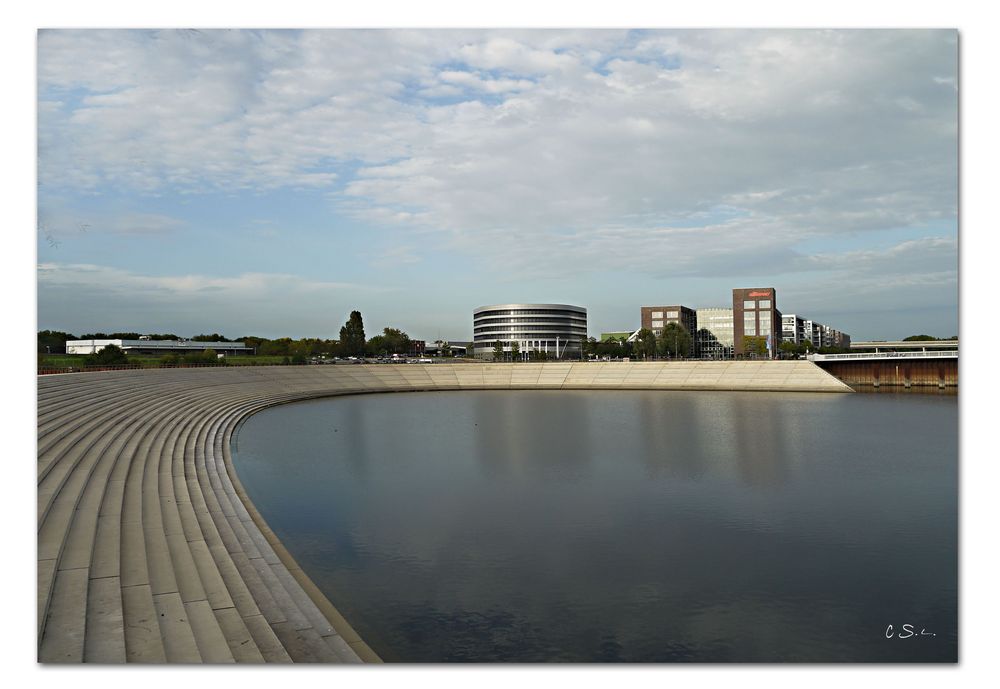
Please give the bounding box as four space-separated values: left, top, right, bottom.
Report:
815 358 958 388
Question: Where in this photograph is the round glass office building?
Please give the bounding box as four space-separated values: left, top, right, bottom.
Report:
473 303 588 360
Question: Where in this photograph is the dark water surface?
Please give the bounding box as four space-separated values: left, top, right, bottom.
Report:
232 390 957 662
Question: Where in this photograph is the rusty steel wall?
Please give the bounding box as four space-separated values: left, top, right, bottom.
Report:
816 359 958 388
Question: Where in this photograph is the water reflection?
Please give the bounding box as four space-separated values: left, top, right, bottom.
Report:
473 391 594 480
233 390 957 662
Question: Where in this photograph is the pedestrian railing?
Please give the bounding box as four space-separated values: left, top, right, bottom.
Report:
808 351 958 361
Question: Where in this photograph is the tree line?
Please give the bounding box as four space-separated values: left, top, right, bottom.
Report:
581 323 694 361
38 310 452 367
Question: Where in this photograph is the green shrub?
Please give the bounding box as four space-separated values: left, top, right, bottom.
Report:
84 344 129 367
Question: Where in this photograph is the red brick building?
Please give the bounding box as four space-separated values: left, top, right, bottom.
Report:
732 287 780 357
639 305 697 339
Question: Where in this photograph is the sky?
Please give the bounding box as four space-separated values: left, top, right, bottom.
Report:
36 28 958 342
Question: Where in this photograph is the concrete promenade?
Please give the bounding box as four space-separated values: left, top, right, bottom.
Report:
37 361 851 663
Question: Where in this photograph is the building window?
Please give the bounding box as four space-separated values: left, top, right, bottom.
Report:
743 300 755 309
759 299 771 308
652 320 664 328
652 311 663 319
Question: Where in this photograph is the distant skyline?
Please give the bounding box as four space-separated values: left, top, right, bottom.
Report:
37 29 958 341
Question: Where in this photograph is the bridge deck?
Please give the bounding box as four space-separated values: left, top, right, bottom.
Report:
810 351 957 361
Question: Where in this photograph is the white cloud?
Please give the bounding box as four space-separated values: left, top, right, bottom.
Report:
37 262 375 296
37 262 394 336
38 29 957 288
37 208 186 240
438 69 535 93
457 36 583 75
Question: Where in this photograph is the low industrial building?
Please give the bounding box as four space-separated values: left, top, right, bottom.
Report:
424 341 470 357
66 338 252 356
600 330 638 342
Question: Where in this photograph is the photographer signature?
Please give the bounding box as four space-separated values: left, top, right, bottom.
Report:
885 624 936 639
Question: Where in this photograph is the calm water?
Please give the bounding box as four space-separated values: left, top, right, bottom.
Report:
233 390 957 662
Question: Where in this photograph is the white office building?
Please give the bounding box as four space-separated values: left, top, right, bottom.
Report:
473 304 588 359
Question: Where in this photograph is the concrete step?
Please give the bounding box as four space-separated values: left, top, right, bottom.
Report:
38 368 387 664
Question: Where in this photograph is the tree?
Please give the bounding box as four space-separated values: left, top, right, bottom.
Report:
237 336 267 353
84 344 129 367
595 336 632 359
289 342 311 362
743 336 768 358
440 342 452 357
657 322 692 359
633 328 657 360
299 337 332 356
582 337 597 359
903 334 939 341
38 330 76 354
492 340 505 361
191 333 229 342
368 327 410 355
510 341 520 361
366 335 386 357
80 332 142 340
259 338 293 356
620 339 635 359
181 348 223 365
778 341 800 358
339 311 366 356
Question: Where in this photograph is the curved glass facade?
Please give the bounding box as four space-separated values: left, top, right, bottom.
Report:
473 303 588 359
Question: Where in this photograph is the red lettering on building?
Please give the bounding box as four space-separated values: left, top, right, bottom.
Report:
748 291 772 297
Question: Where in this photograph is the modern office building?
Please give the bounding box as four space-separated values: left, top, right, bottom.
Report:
733 287 781 357
696 308 735 359
639 305 697 339
473 303 588 359
65 338 252 356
